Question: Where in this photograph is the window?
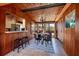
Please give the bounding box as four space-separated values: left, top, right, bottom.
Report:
49 23 55 32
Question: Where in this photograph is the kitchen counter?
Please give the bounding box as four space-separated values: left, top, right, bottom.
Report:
5 31 28 33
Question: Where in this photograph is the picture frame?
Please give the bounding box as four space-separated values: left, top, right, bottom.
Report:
65 9 75 28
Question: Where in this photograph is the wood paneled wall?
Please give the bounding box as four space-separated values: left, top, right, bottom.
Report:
56 18 64 42
1 3 79 56
75 4 79 55
3 32 30 55
56 4 76 55
0 4 32 55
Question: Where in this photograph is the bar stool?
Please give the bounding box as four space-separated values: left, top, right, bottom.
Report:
25 36 29 45
22 36 28 47
13 38 24 53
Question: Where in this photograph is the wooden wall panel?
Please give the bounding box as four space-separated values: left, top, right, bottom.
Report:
0 4 32 55
63 4 75 56
56 18 64 42
57 4 76 55
0 8 6 55
2 32 28 55
75 4 79 55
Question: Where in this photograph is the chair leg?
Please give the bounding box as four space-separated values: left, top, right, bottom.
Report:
25 42 27 47
13 43 17 51
45 41 47 47
13 48 15 51
26 40 29 45
47 41 49 44
37 40 39 45
17 46 20 53
22 44 24 49
41 40 44 45
38 40 40 43
50 41 52 45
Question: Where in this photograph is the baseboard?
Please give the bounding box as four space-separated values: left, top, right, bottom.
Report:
56 38 63 44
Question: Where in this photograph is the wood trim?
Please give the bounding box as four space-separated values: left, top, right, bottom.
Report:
35 21 55 23
55 3 71 22
22 3 66 12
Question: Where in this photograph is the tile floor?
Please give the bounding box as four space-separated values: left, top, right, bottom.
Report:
52 39 67 56
5 38 67 56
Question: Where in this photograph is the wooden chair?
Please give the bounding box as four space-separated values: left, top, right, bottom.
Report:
35 34 42 45
42 34 52 47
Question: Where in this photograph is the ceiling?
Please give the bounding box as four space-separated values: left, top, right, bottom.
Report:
0 3 10 6
24 6 64 22
15 3 55 10
14 3 65 22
